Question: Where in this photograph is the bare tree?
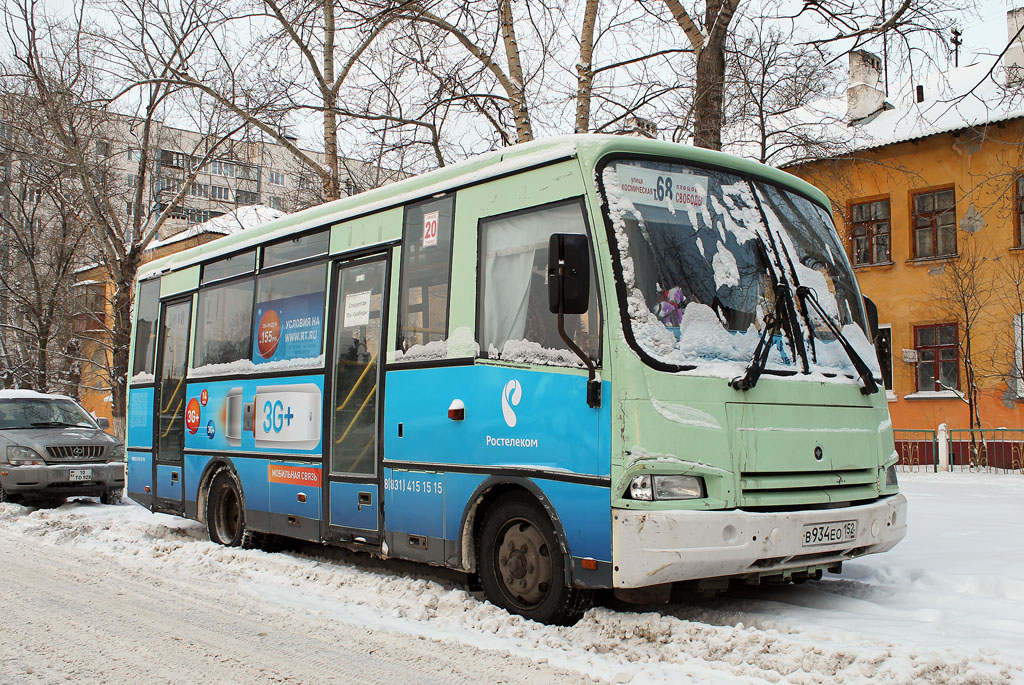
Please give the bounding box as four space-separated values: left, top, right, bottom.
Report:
2 0 242 432
0 96 87 393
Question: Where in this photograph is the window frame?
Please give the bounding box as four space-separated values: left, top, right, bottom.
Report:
914 322 959 392
192 274 257 369
474 196 603 367
875 323 894 396
911 187 957 259
849 198 891 266
251 258 329 365
395 194 457 354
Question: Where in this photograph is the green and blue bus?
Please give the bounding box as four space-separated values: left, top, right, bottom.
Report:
126 135 906 625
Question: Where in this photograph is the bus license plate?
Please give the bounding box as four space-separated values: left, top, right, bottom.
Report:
69 469 92 482
802 520 856 547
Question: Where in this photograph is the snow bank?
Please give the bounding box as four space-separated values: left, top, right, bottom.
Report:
0 473 1021 683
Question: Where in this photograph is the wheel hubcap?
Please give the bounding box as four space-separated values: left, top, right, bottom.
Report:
497 519 552 608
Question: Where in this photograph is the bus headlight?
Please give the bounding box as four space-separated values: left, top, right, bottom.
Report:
885 464 898 487
7 445 43 465
628 474 705 501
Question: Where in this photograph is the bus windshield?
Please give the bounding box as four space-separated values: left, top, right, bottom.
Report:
601 157 879 379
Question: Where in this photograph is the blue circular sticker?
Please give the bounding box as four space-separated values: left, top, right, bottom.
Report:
206 420 216 440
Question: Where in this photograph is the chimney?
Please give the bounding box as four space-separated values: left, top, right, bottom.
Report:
847 50 886 122
1005 8 1024 84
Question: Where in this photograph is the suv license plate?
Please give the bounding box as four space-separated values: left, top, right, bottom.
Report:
69 469 92 482
802 520 856 547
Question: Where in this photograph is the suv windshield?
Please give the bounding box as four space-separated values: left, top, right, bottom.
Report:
0 398 98 430
601 157 879 380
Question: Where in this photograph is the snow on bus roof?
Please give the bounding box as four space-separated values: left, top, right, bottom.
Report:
137 134 825 281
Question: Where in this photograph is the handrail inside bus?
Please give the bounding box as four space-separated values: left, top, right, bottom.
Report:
335 385 376 446
160 398 183 439
335 352 378 412
160 374 185 415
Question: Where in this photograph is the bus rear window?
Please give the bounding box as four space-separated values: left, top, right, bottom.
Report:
131 278 160 379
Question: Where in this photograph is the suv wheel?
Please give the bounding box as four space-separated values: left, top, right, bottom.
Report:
100 488 123 505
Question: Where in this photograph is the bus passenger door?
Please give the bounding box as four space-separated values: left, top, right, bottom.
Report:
153 297 191 514
323 254 387 542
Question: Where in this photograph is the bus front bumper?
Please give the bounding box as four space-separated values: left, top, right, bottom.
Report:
611 493 907 588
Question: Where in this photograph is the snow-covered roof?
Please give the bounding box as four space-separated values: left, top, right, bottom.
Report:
148 205 286 250
728 58 1024 165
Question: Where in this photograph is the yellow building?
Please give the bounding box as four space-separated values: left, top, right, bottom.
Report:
786 34 1024 435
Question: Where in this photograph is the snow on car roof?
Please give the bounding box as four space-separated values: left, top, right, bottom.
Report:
0 389 75 401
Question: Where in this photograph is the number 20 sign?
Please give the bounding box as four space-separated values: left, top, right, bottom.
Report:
422 210 439 247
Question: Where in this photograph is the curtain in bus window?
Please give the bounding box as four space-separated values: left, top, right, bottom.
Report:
193 278 255 369
479 201 600 365
252 263 327 364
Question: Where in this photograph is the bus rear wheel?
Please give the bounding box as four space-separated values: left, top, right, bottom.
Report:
207 471 254 548
478 495 591 625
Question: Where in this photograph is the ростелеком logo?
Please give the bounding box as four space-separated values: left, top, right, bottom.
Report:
501 379 522 428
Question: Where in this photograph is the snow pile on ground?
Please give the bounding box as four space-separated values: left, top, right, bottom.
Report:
1 472 1021 683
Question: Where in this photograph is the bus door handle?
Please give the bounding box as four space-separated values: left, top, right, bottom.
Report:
358 491 372 509
170 471 179 483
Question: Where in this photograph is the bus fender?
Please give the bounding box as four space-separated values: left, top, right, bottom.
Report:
195 458 239 525
456 476 575 587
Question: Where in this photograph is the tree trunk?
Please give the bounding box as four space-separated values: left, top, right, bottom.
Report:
575 0 599 133
497 0 533 143
322 0 340 200
108 253 140 438
693 0 726 150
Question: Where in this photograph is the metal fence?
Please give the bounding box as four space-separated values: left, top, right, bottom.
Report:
893 429 938 472
947 429 1024 473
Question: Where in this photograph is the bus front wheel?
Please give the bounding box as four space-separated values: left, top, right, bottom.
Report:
207 471 254 548
478 495 591 625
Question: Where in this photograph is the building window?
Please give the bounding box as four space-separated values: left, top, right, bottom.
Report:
211 160 235 177
236 164 258 181
235 189 259 206
268 170 285 186
851 199 890 265
915 323 958 392
875 325 893 392
190 182 210 198
160 149 186 168
268 195 284 210
1016 179 1024 247
73 283 106 332
211 185 230 201
95 140 109 157
912 189 956 259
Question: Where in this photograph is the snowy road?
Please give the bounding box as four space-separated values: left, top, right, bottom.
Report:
1 472 1021 684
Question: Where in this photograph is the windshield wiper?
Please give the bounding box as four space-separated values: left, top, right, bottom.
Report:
796 286 879 395
730 282 792 391
29 421 86 428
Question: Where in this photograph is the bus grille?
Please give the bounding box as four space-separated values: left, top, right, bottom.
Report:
739 468 878 507
46 445 105 460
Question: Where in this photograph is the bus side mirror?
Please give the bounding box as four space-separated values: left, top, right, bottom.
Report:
863 296 879 343
548 233 590 315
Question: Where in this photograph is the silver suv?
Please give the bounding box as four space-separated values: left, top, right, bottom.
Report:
0 390 125 506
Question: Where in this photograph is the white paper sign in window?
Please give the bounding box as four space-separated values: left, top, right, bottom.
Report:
343 291 372 327
617 163 707 211
422 210 439 247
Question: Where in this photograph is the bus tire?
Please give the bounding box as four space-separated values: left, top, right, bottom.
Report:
207 471 256 548
478 495 592 625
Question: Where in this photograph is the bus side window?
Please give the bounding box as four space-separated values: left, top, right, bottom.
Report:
132 278 161 378
193 278 255 369
396 196 455 354
478 199 600 365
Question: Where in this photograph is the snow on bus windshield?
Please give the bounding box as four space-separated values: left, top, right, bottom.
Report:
601 158 879 380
